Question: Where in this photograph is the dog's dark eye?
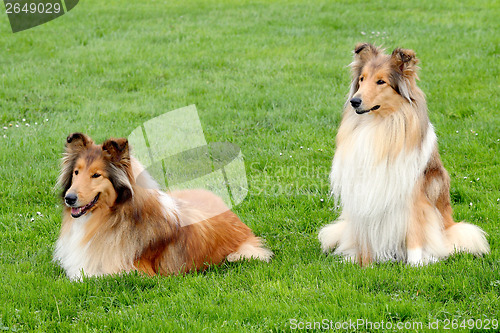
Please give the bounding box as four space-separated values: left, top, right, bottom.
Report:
376 80 386 85
359 77 364 82
91 173 101 178
74 170 79 175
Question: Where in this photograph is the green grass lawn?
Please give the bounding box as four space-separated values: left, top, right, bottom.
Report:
0 0 499 331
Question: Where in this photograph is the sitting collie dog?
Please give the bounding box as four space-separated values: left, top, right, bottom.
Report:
54 133 272 280
318 43 489 266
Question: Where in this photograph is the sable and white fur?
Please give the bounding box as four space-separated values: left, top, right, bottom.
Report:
54 133 272 280
318 43 489 266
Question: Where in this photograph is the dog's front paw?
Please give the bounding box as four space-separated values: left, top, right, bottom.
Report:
407 248 424 266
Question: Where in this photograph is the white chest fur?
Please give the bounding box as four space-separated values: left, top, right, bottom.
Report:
53 214 93 281
330 121 436 261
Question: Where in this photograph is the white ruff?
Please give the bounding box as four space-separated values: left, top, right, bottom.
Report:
330 121 436 261
53 214 94 281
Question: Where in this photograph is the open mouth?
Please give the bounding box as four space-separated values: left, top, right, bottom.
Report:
355 105 380 114
71 193 100 218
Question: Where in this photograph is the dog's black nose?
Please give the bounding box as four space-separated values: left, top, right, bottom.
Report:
350 97 362 108
65 193 78 206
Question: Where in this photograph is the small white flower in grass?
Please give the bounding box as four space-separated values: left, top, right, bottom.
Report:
464 176 467 179
22 118 25 122
15 124 19 128
30 218 35 222
37 212 42 216
456 130 459 133
2 135 6 138
476 178 480 181
361 31 366 35
2 127 7 130
279 153 282 156
289 155 292 158
497 198 499 202
320 198 324 202
35 122 37 125
26 123 30 127
45 119 48 122
475 133 478 136
300 146 303 149
469 202 473 207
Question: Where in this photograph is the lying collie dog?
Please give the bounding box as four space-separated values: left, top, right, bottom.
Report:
318 43 489 266
54 133 272 280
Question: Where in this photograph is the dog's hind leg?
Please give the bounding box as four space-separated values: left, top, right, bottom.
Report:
433 175 489 256
406 190 427 266
423 152 489 257
407 188 449 266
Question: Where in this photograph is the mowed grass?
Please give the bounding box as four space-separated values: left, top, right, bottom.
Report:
0 0 499 331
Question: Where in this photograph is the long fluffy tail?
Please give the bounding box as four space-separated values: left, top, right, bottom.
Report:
446 222 490 255
226 236 273 263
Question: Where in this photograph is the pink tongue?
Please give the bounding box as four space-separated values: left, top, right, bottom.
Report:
71 207 80 215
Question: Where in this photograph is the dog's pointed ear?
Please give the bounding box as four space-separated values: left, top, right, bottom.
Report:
102 138 130 163
65 132 93 153
353 43 380 63
102 138 133 203
391 48 419 77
